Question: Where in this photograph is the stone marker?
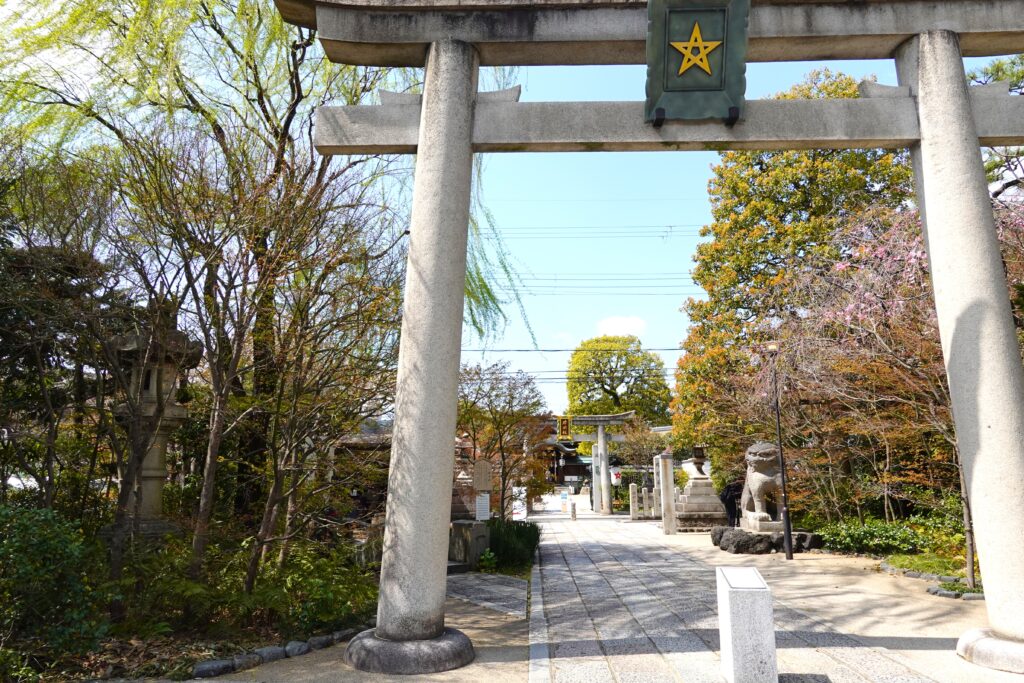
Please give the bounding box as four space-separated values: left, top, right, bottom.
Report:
716 566 777 683
629 483 639 520
652 456 662 516
598 425 612 515
659 456 676 535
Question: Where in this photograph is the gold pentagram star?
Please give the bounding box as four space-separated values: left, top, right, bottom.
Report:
670 22 722 76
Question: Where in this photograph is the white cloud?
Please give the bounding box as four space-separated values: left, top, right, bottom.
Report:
596 316 648 338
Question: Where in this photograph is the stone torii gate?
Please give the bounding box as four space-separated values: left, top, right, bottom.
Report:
570 411 633 515
274 0 1024 675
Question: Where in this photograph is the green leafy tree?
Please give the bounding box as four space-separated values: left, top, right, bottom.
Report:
457 362 548 520
567 335 670 424
968 54 1024 199
674 70 913 454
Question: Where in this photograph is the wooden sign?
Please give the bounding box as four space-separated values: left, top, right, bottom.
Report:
645 0 751 126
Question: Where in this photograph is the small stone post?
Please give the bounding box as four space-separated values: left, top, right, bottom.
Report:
591 449 603 513
629 483 639 520
716 567 777 683
345 39 477 675
652 456 662 516
897 31 1024 672
660 455 676 535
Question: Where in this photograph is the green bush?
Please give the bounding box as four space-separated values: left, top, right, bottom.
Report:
270 544 378 635
907 495 966 556
477 549 498 573
0 506 107 653
486 519 540 568
819 519 923 556
119 537 377 638
674 469 689 491
0 647 38 683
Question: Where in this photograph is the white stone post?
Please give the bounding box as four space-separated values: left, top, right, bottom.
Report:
897 30 1024 672
345 39 477 675
716 567 777 683
599 425 612 515
591 446 603 512
642 488 652 519
660 455 676 535
652 456 662 517
629 483 639 520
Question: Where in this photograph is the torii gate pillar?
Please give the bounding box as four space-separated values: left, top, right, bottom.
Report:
344 38 478 674
898 30 1024 671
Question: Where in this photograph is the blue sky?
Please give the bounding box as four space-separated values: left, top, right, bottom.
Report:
461 58 991 415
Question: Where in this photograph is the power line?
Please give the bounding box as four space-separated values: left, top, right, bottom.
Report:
493 227 704 232
462 347 682 353
486 197 708 203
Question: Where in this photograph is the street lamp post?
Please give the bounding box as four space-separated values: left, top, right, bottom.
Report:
765 341 794 560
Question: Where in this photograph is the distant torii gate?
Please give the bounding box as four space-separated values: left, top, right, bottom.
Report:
570 411 634 515
275 0 1024 675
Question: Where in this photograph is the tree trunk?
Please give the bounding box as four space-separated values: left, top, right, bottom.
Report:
244 472 284 594
956 449 978 588
189 398 228 579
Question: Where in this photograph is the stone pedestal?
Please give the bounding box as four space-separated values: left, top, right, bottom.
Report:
676 476 729 530
897 30 1024 672
449 520 489 568
740 518 784 533
346 38 477 675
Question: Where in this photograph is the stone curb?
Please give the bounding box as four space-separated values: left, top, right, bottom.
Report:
527 543 553 683
879 561 984 601
189 622 371 678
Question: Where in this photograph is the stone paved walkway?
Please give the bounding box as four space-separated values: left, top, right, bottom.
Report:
447 571 528 618
530 500 1023 683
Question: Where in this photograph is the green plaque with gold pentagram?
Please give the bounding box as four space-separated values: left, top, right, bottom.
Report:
645 0 750 125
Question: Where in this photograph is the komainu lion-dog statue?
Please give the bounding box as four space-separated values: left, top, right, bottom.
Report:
740 441 782 523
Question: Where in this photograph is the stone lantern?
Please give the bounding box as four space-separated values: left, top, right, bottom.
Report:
113 299 202 531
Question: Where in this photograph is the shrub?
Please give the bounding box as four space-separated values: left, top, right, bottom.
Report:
120 537 377 638
0 647 37 683
907 495 966 556
674 469 689 491
269 544 378 635
477 549 498 573
0 506 107 653
486 518 540 567
818 519 923 555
